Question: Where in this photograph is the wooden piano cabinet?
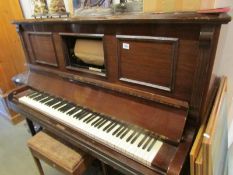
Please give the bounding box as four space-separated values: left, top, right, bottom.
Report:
10 13 231 175
26 32 59 67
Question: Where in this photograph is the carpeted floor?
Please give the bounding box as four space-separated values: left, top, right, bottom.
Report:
0 116 64 175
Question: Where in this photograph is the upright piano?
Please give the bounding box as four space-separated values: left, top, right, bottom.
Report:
8 13 231 175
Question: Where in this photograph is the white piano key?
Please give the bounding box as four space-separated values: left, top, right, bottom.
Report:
147 140 163 165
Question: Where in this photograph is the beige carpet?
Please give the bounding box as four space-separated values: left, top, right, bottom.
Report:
0 116 63 175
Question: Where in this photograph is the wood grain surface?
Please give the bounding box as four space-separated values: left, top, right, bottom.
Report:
0 0 26 93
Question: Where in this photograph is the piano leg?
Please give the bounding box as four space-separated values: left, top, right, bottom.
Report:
26 118 36 136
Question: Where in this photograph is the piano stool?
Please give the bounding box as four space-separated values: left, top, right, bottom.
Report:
27 131 93 175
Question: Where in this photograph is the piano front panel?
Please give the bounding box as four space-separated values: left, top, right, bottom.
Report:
19 23 201 105
117 35 178 92
26 32 59 67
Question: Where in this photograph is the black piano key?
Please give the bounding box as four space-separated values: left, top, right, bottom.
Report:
27 91 37 97
79 111 92 120
85 114 98 123
103 121 113 131
116 126 127 137
32 94 43 101
61 102 76 112
106 123 117 133
39 97 50 104
67 107 80 116
37 94 49 101
142 135 153 150
112 125 123 136
52 101 67 110
130 132 141 144
147 138 157 152
80 112 93 123
97 119 108 129
94 118 105 127
44 98 55 105
52 101 67 109
31 94 41 100
33 94 45 101
58 103 73 112
97 118 108 128
50 100 62 108
38 96 49 102
94 116 104 127
30 93 41 99
73 110 86 118
91 117 102 126
66 103 77 111
138 135 148 148
40 96 53 103
126 130 137 142
28 92 40 98
63 106 75 113
120 127 130 139
57 104 68 112
45 98 60 107
83 113 96 123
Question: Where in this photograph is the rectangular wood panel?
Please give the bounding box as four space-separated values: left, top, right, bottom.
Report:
117 35 178 92
28 32 58 67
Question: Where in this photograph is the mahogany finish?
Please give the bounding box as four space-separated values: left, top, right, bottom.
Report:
117 35 178 92
9 13 231 175
27 32 59 67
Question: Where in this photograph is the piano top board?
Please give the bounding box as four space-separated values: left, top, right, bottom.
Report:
13 12 230 24
10 12 231 175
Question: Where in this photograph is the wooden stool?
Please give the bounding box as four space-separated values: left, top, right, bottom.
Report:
27 131 93 175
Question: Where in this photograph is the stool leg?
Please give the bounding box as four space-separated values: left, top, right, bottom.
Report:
32 156 45 175
101 162 108 175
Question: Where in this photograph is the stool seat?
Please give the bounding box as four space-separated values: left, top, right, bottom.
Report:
27 131 92 175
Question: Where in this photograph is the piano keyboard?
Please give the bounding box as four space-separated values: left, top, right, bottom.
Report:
19 90 163 167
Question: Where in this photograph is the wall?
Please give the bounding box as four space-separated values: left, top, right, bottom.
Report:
214 9 233 146
215 9 233 124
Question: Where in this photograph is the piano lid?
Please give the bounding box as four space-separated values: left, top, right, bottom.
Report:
26 71 188 144
12 12 231 24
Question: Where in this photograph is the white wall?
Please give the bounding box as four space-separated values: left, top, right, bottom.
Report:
214 9 233 146
215 9 233 122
